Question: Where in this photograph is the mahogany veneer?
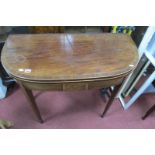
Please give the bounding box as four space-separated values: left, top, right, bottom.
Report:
1 33 138 123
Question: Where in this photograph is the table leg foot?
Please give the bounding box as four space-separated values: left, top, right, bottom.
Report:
19 83 44 123
101 84 122 118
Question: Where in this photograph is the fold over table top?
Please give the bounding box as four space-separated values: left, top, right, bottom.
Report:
1 33 138 82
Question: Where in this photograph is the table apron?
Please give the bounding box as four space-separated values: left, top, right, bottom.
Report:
16 76 125 91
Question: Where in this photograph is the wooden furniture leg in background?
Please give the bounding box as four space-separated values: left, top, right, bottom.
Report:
101 83 122 118
142 104 155 120
19 83 44 123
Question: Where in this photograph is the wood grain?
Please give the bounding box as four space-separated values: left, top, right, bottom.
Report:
1 33 138 82
1 33 139 122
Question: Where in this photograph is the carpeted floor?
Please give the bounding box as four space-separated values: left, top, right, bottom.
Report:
0 85 155 129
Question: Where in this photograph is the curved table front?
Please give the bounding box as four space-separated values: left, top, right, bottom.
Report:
1 33 138 123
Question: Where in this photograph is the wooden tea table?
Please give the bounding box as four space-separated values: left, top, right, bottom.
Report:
1 33 138 123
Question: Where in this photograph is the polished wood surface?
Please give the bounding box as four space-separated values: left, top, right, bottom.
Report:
1 33 138 82
1 33 139 122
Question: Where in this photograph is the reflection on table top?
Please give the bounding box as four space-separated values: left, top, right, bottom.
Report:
1 33 138 81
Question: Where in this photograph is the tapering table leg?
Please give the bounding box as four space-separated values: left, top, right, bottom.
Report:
142 104 155 120
19 83 44 123
101 83 122 118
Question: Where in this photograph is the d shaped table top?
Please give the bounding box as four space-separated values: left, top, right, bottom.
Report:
1 33 138 82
